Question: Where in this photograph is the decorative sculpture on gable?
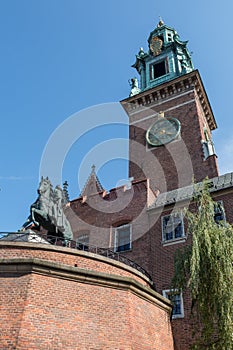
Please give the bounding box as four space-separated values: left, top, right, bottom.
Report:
20 176 73 243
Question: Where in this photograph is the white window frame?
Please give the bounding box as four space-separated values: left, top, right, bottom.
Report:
114 223 132 253
162 289 184 319
161 212 186 246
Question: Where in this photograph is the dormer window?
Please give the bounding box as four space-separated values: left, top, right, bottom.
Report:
150 58 168 80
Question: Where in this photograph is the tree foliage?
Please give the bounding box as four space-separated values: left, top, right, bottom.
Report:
172 182 233 349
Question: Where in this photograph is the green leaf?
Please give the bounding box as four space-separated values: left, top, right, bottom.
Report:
172 179 233 349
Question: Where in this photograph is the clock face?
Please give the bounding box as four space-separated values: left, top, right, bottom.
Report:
146 117 181 146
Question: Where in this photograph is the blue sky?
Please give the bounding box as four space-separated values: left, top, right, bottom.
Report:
0 0 233 232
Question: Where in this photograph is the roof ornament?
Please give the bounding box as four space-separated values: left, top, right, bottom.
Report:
157 16 164 28
138 47 145 57
129 77 141 97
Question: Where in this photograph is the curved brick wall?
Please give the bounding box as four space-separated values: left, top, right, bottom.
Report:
0 242 174 350
0 242 151 287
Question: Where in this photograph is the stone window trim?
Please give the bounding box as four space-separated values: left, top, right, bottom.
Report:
161 211 186 246
112 218 133 228
162 289 184 319
149 57 169 81
114 223 132 253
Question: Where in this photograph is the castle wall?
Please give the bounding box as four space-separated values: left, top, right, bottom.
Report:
0 242 174 350
66 179 233 350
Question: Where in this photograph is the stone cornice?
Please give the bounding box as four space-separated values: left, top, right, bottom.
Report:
0 241 151 285
121 70 217 131
0 257 172 314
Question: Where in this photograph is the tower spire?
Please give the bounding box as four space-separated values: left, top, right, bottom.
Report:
131 21 194 93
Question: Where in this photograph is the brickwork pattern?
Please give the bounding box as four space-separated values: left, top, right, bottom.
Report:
0 243 150 287
124 194 233 350
127 89 218 193
64 173 233 350
67 179 150 250
0 244 174 350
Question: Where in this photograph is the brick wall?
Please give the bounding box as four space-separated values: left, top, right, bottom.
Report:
67 179 150 249
122 72 219 193
65 176 233 350
0 242 174 350
124 190 233 350
0 242 151 287
127 93 219 192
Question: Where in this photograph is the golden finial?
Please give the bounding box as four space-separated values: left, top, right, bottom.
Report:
157 16 164 27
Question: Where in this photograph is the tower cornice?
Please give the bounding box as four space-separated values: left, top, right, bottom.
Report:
121 69 217 130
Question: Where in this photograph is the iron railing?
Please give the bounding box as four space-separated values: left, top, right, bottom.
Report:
0 232 153 282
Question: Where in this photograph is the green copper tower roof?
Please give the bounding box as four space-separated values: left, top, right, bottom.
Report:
129 19 194 96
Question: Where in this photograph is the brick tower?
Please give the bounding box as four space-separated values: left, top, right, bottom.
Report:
121 19 219 193
3 17 232 350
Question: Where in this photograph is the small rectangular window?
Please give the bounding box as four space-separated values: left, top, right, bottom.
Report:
150 59 168 80
167 33 172 42
162 212 185 243
114 224 132 252
162 289 184 319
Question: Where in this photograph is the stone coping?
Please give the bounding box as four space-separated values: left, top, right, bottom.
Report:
0 256 172 314
0 241 152 286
